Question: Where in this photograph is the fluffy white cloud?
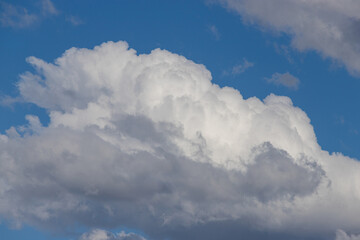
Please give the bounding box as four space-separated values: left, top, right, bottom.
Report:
1 41 360 239
215 0 360 76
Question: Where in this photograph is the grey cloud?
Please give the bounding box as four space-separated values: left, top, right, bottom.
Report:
0 123 322 236
241 142 324 202
223 58 254 76
215 0 360 76
266 72 300 90
336 230 360 240
160 218 332 240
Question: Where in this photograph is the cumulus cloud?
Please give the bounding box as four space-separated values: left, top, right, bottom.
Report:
1 41 360 239
214 0 360 76
266 72 300 90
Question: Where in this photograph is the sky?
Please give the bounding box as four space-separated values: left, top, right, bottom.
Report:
1 0 360 240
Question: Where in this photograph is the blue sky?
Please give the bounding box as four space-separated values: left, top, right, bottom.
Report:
1 1 360 240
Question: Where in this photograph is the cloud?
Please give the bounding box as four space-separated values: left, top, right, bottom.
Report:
266 72 300 90
0 2 38 28
336 230 360 240
209 24 220 40
273 43 294 63
1 41 360 239
223 58 254 76
66 15 84 26
41 0 58 16
214 0 360 76
79 229 146 240
0 95 24 108
0 0 58 28
233 58 254 74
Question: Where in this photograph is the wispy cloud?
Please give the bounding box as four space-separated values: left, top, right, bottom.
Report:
0 2 38 28
223 58 254 75
274 43 294 63
0 95 24 109
208 24 220 40
41 0 58 16
231 58 254 74
266 72 300 90
0 0 58 28
66 15 84 26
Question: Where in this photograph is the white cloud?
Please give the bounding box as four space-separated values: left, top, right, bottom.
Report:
214 0 360 76
1 41 360 239
266 72 300 90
